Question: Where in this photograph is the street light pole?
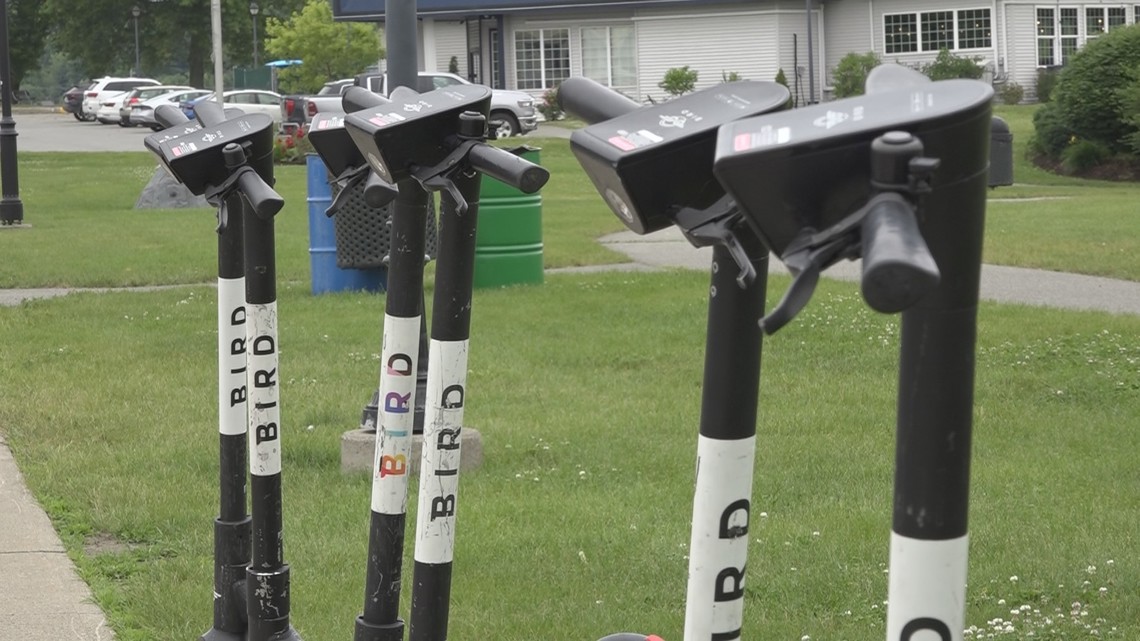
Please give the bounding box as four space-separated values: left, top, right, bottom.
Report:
132 6 141 76
0 0 24 226
250 3 260 67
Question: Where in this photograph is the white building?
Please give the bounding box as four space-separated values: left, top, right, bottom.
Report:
333 0 1140 102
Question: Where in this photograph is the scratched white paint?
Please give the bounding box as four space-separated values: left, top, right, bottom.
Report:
413 338 468 564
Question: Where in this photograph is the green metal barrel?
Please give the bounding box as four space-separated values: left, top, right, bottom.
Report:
474 147 543 288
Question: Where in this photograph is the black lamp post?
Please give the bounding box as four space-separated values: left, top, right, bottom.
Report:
0 0 24 226
250 2 260 66
132 6 141 76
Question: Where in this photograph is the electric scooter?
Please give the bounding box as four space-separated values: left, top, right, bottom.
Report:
560 76 789 641
146 101 300 641
342 83 549 641
562 63 993 640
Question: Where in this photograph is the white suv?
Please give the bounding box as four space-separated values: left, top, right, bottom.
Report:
82 77 161 123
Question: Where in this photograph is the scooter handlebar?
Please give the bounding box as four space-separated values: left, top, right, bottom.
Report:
859 193 940 313
195 98 227 127
154 104 190 129
237 169 285 219
342 86 391 113
467 144 550 194
557 77 640 124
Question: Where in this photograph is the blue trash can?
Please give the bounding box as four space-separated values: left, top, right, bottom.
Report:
306 154 387 294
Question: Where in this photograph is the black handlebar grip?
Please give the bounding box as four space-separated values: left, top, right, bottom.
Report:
467 144 550 194
860 194 941 313
342 86 391 113
154 104 190 129
363 170 399 208
557 77 640 124
195 98 227 127
236 170 285 219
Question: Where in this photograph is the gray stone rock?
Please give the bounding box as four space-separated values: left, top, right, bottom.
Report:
135 166 209 209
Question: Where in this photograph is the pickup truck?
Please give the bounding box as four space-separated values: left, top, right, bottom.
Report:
282 71 539 137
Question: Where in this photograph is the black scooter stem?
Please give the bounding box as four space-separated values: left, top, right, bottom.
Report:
408 169 482 641
355 179 432 641
241 149 301 641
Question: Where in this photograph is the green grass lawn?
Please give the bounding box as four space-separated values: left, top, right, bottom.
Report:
0 107 1138 640
1 275 1137 640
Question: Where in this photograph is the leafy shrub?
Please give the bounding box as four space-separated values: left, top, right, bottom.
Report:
774 68 794 108
1035 67 1060 102
538 85 563 121
1116 65 1140 155
1051 24 1140 152
831 52 880 98
448 56 459 74
921 49 985 80
659 66 698 97
1030 102 1074 157
1060 139 1111 174
997 81 1025 105
721 71 742 82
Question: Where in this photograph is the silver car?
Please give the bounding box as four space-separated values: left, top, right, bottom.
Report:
131 88 211 131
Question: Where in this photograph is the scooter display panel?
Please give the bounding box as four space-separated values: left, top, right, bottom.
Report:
144 112 276 195
568 81 790 235
308 113 361 177
713 75 993 258
344 85 491 183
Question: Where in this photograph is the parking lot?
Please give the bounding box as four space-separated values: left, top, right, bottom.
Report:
14 111 158 153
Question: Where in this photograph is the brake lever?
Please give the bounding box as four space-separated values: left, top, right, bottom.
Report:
674 197 758 288
758 230 859 334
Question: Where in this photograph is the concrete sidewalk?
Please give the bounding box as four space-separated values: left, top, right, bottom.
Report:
594 227 1140 316
2 226 1139 641
0 434 115 640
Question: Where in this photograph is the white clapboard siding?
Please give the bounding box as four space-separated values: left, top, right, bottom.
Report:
774 8 824 102
634 10 779 102
1003 3 1041 100
823 0 875 81
433 20 469 76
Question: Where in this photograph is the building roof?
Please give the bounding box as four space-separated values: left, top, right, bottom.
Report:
333 0 756 21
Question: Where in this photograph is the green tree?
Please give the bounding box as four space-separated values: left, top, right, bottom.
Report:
6 0 50 96
265 0 383 94
43 0 307 88
831 51 880 98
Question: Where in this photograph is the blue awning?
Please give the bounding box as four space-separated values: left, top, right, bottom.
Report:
265 59 303 68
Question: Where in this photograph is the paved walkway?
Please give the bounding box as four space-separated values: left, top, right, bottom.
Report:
2 225 1139 641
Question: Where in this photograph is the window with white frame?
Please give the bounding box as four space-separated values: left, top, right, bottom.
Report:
1060 7 1080 61
1037 8 1056 66
515 28 570 90
1037 6 1131 66
883 9 991 54
1087 6 1129 39
489 29 500 89
581 25 636 93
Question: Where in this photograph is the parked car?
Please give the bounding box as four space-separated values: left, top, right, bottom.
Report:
131 88 211 131
282 71 538 137
62 84 90 121
118 85 194 127
182 90 283 123
83 77 161 123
